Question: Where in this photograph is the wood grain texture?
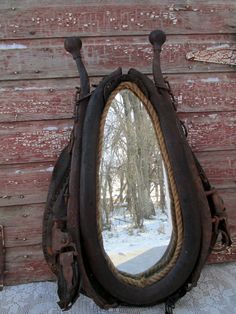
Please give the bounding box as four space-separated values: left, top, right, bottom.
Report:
1 187 235 247
5 238 236 286
1 188 232 263
0 80 76 122
0 1 235 39
0 34 235 81
0 163 53 206
0 111 235 165
0 204 44 248
186 46 236 66
0 151 235 207
0 73 235 122
0 119 72 164
179 111 236 152
4 236 236 285
195 151 236 189
2 187 236 285
5 245 55 285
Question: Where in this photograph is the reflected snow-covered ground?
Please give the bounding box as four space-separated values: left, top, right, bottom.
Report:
102 208 172 274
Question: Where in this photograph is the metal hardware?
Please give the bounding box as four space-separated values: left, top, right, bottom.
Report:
73 89 93 121
0 225 5 291
205 188 232 251
186 46 236 66
165 301 175 314
164 77 178 111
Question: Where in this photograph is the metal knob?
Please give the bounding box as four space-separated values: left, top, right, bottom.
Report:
64 37 82 60
149 29 166 51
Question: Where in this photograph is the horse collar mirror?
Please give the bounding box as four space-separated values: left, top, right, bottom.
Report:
42 29 231 314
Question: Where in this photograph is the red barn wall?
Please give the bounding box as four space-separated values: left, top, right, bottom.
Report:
0 0 235 285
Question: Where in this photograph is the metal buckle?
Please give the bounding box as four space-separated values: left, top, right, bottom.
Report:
211 215 232 252
205 188 232 252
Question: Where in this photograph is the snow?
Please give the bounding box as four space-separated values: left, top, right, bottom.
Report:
209 113 218 119
46 166 54 172
14 86 51 91
201 77 220 83
207 44 230 50
102 208 172 274
0 43 27 50
43 126 58 131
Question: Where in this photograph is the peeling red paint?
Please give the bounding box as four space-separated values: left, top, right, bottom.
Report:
0 34 235 81
0 2 234 39
0 0 235 286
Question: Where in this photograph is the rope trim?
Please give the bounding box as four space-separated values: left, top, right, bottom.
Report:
96 81 183 287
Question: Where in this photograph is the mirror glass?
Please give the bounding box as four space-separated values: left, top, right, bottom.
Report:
99 88 172 275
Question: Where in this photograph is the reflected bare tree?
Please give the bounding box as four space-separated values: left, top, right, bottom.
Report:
99 89 169 230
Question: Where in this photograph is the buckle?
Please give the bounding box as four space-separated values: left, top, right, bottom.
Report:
211 215 232 252
205 188 232 252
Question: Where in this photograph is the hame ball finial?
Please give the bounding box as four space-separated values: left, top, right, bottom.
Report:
64 37 82 59
149 30 166 51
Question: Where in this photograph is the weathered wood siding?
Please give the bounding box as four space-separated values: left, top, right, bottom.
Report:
0 0 235 285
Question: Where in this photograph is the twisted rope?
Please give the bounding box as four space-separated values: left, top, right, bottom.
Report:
96 81 183 287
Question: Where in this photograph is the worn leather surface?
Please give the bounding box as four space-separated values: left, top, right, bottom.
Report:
0 263 235 314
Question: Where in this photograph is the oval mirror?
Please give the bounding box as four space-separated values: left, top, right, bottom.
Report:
79 72 204 304
98 86 173 275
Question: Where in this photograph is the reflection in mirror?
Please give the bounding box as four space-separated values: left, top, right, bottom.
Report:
99 88 172 275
